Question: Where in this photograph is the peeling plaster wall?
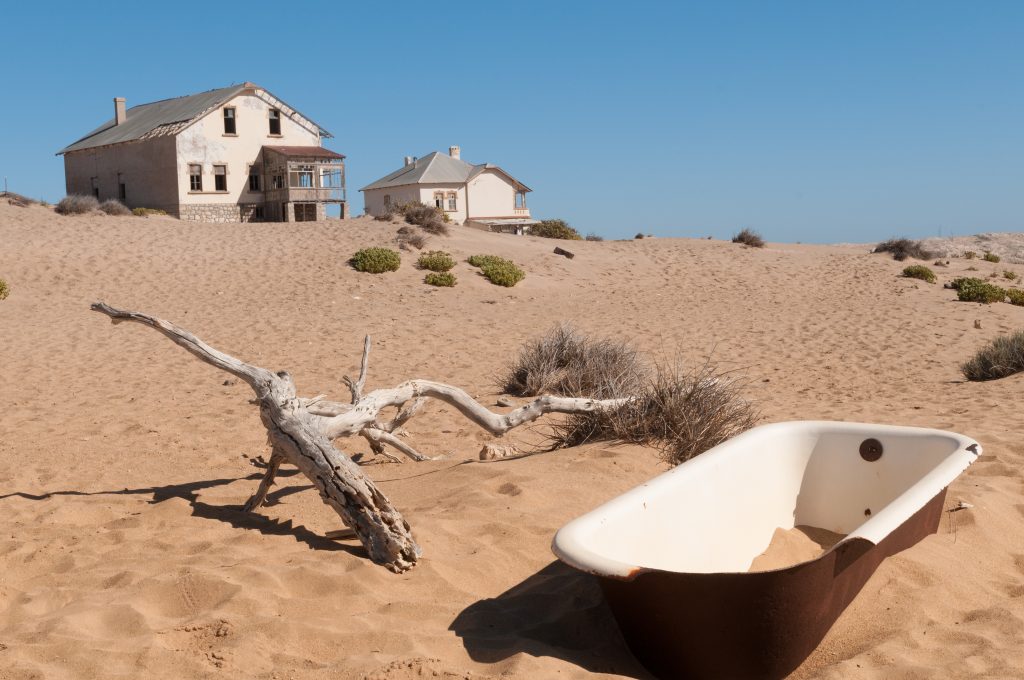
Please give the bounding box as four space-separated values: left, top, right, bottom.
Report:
362 185 422 217
63 136 179 213
418 184 467 224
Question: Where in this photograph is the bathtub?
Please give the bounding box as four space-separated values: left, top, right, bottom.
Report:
552 421 980 680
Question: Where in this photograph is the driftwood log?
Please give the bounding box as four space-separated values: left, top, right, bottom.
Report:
91 303 628 572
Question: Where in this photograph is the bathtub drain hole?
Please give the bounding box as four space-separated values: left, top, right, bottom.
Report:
860 438 883 462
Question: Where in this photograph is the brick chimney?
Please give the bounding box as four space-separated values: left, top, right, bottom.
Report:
449 145 460 160
114 97 127 125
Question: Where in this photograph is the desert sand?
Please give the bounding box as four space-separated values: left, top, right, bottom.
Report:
1 202 1023 679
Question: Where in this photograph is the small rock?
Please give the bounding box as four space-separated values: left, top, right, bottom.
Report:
480 442 519 460
496 396 514 407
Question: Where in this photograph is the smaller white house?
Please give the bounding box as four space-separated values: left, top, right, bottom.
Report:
361 146 536 234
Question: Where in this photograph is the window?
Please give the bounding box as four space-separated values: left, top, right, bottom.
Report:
433 192 444 209
248 165 261 192
515 191 526 209
272 174 284 189
91 176 99 199
289 164 314 188
447 192 457 211
213 165 227 191
269 108 281 135
253 206 264 220
223 107 236 134
189 164 202 191
118 183 126 201
384 195 391 206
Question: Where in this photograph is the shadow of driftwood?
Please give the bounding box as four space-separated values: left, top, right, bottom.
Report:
0 469 361 557
450 560 652 678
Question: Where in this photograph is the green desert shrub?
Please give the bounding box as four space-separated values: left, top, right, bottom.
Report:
961 330 1024 381
467 254 503 269
424 271 457 287
55 194 100 215
1003 270 1018 281
531 219 582 240
964 250 977 260
983 252 1001 263
0 278 9 300
416 250 455 272
131 207 167 217
1006 289 1024 306
99 199 131 216
875 238 931 262
902 264 936 283
732 228 765 248
957 279 1005 304
351 247 401 273
481 259 525 287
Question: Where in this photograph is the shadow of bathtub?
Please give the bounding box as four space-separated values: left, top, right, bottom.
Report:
450 560 652 678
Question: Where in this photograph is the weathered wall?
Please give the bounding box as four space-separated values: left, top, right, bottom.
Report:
362 185 423 217
175 91 321 214
63 136 179 213
466 170 528 219
418 184 467 224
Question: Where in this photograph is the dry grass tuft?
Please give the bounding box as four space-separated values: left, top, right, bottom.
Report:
99 199 131 216
732 228 765 248
874 238 932 261
55 194 100 215
962 330 1024 381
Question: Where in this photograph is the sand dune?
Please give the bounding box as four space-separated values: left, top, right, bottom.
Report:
1 203 1023 678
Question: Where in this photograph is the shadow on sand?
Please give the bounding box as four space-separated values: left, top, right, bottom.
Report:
450 560 652 678
0 470 363 557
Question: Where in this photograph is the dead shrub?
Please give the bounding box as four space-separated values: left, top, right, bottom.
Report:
498 323 646 398
732 228 765 248
99 199 131 216
550 361 759 466
55 194 100 215
874 238 932 261
961 330 1024 381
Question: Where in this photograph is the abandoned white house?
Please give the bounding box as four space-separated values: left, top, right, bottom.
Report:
57 83 347 222
361 147 536 234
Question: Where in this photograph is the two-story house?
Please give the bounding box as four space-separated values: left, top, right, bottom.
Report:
57 82 347 222
361 147 536 234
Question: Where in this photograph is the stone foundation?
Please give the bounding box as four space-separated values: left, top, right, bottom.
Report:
179 203 243 223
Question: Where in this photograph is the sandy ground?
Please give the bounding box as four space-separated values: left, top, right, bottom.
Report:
1 203 1023 679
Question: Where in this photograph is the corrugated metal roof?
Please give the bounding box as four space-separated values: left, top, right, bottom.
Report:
360 152 531 192
58 83 334 155
264 145 345 159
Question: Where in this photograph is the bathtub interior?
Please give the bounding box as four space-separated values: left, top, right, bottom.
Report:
553 422 976 576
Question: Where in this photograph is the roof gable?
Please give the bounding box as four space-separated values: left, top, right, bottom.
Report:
360 151 530 192
58 83 332 155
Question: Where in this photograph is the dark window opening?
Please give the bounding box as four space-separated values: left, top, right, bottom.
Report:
91 177 99 199
118 183 126 201
223 107 236 134
434 192 443 209
214 165 227 192
269 109 281 135
272 175 284 189
253 206 264 220
248 166 261 192
189 164 202 191
294 203 316 222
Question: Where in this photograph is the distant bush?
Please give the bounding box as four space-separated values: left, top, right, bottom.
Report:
902 264 936 283
468 255 524 287
398 231 427 250
131 207 167 217
0 278 9 301
531 219 582 240
961 330 1024 381
947 277 979 290
585 233 604 242
1003 270 1018 281
99 199 131 216
732 228 765 248
424 271 457 287
983 252 1001 263
1006 289 1024 307
417 250 455 272
964 251 977 260
351 247 401 273
55 194 99 215
467 254 503 269
634 233 645 240
402 202 450 235
957 279 1005 304
875 238 932 262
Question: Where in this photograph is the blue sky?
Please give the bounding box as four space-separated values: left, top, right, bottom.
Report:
1 1 1021 242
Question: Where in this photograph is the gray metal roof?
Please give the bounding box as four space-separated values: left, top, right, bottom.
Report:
360 152 531 192
58 83 333 155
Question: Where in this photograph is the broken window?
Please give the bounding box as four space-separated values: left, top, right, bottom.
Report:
223 107 236 134
447 192 457 211
214 165 227 191
189 165 202 191
272 175 284 189
434 192 444 209
289 164 314 188
91 176 99 199
118 183 126 201
269 109 281 135
248 165 262 192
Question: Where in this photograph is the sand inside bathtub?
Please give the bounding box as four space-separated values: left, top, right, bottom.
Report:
748 525 846 572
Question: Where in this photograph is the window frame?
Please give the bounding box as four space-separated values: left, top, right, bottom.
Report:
268 108 282 136
446 192 457 211
189 164 203 192
515 191 527 209
248 165 262 192
288 164 314 189
223 107 237 135
213 164 227 192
